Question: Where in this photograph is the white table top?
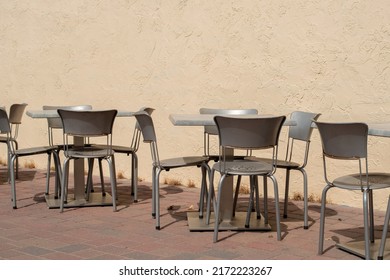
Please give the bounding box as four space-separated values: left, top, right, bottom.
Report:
26 110 135 118
367 123 390 137
169 113 297 126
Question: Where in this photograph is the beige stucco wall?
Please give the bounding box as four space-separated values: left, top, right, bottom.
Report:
1 1 390 210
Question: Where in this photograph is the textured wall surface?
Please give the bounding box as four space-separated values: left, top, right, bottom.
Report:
1 1 390 210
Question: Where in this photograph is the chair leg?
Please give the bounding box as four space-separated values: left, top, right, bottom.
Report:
151 166 157 218
378 196 390 260
206 169 216 225
232 175 242 217
300 168 309 229
60 158 70 212
263 176 268 224
269 175 281 241
213 174 227 243
283 169 290 219
98 158 106 196
318 184 332 255
254 176 261 219
245 176 255 228
10 155 17 209
363 189 371 260
106 157 117 212
14 140 19 179
53 151 62 199
368 189 375 242
45 152 52 195
86 158 94 201
132 153 138 202
198 163 209 218
155 168 162 230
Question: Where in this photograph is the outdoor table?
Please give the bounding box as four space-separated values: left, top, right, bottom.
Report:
26 109 134 209
169 113 296 232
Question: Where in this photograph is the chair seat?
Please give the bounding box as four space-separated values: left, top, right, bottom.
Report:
333 172 390 190
245 156 301 169
212 159 273 175
206 154 247 162
93 144 135 154
159 156 208 169
15 146 55 157
66 147 114 158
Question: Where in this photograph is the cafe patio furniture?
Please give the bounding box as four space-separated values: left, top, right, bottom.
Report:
0 103 28 180
0 108 60 209
169 113 295 232
42 105 93 198
316 121 390 260
57 109 118 212
26 109 134 208
95 107 154 203
207 115 286 242
133 111 209 230
236 111 321 229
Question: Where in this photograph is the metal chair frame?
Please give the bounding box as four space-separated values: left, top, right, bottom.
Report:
42 105 93 197
95 107 154 203
57 109 118 212
133 111 209 230
0 103 28 180
316 121 390 260
0 108 60 209
207 115 286 243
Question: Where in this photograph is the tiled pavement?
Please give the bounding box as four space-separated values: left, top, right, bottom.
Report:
0 166 388 260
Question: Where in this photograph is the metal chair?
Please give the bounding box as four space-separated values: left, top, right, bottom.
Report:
378 195 390 260
0 108 60 209
316 121 390 260
95 107 154 203
133 111 209 230
42 105 93 197
199 108 258 218
236 111 321 229
207 115 286 243
57 109 118 212
0 103 28 180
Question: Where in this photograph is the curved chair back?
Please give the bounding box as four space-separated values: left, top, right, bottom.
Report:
0 109 11 134
43 105 93 146
131 107 155 152
288 111 321 141
133 111 157 143
214 115 286 150
58 109 117 136
9 103 28 124
315 122 368 159
133 111 160 166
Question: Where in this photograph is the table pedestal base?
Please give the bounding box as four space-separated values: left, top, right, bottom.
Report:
187 211 272 231
45 193 113 209
336 238 390 260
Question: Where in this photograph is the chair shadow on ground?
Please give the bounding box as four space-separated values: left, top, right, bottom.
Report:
231 197 339 240
0 169 38 184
